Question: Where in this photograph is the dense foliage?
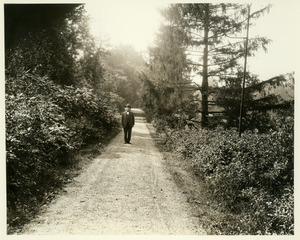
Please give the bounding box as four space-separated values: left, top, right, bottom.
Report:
6 70 119 230
5 5 98 86
140 20 196 126
5 4 80 49
161 115 294 234
5 4 130 231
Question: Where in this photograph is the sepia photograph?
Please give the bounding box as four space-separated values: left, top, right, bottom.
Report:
2 0 298 238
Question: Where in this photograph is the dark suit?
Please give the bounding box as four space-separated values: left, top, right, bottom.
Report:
121 111 135 143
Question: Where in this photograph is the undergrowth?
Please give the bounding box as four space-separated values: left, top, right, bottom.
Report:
157 117 294 235
6 72 121 233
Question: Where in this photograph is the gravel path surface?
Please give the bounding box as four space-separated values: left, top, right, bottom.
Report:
20 109 206 235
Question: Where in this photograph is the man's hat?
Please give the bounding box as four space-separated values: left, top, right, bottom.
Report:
125 104 131 108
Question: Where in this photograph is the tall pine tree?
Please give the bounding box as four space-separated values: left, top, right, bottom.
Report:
162 3 271 127
141 22 195 127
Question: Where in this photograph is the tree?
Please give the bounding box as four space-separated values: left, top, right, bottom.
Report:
213 71 260 128
162 3 271 127
103 45 146 106
5 4 105 88
4 4 80 49
141 22 195 128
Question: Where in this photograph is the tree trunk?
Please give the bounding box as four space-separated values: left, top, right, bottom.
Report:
201 4 209 128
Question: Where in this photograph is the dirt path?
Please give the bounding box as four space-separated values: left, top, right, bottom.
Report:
20 109 206 235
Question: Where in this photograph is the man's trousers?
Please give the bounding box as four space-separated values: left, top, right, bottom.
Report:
123 125 132 143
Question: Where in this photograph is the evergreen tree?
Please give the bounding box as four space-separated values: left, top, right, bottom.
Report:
141 22 195 127
162 3 271 127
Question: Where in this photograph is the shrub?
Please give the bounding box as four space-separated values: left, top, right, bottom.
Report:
6 72 119 229
6 90 74 228
164 122 294 234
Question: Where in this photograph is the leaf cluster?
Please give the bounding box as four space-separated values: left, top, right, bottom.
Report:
6 65 119 232
163 124 293 234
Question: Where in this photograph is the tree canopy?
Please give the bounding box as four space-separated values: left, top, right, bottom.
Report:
5 4 80 49
103 45 146 106
143 3 271 127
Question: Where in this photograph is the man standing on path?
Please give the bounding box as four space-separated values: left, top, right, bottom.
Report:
121 104 135 144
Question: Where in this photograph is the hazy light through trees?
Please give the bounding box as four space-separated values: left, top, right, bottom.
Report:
85 0 299 80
